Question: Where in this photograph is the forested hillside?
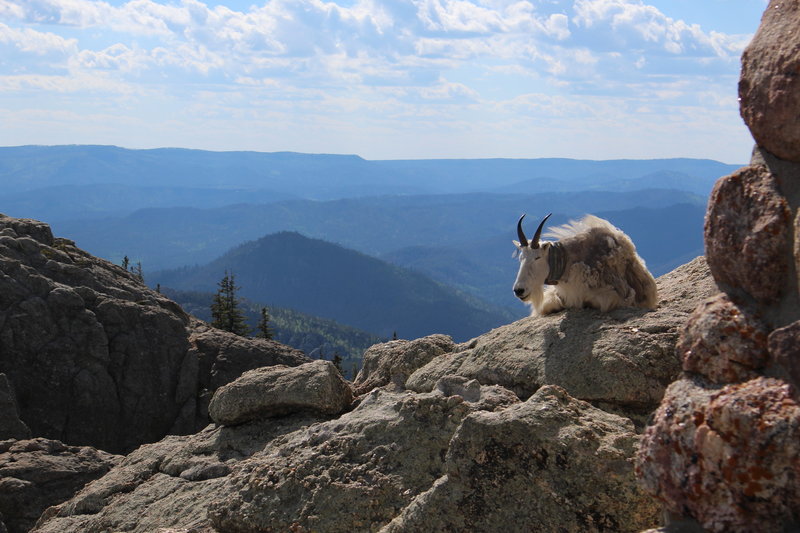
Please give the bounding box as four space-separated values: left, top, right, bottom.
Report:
152 232 515 342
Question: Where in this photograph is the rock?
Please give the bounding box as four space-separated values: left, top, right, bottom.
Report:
433 375 520 412
678 293 769 384
637 376 800 533
208 360 353 426
34 376 656 533
188 324 309 393
638 5 800 526
31 416 324 533
27 251 725 533
0 438 120 533
768 320 800 387
353 334 458 395
405 257 717 424
704 165 791 304
739 0 800 162
0 374 30 440
207 388 476 532
181 323 311 431
383 385 660 533
0 214 310 453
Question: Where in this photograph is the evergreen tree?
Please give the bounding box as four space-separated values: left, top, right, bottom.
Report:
331 352 343 375
256 306 274 340
210 271 250 336
131 261 144 282
121 255 130 270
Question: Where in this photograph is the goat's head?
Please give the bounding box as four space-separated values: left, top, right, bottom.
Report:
512 213 552 302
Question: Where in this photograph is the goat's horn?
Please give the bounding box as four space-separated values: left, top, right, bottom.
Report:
516 214 528 247
531 213 552 249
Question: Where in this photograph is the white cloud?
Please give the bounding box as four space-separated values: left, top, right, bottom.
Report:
0 21 77 56
0 0 761 161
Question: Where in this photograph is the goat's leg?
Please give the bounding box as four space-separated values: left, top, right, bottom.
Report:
539 287 564 315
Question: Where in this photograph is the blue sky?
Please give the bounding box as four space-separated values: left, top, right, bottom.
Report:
0 0 766 162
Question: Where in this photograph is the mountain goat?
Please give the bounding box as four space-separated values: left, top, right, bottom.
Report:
513 213 658 316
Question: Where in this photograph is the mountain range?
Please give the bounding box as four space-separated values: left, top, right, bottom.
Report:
50 188 704 273
0 145 736 348
0 145 739 220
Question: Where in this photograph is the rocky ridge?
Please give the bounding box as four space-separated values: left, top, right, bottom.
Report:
28 252 716 533
0 214 310 455
636 2 800 531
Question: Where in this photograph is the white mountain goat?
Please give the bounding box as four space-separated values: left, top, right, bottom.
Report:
513 213 658 316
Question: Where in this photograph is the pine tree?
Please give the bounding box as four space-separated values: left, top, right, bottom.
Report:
130 261 144 282
121 255 130 270
256 306 274 340
331 352 343 375
210 271 250 336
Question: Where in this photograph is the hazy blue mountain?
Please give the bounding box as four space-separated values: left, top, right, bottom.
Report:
0 145 741 201
0 145 421 199
150 232 516 342
0 184 296 222
489 170 721 196
382 203 706 312
375 157 740 193
160 287 383 379
53 188 703 272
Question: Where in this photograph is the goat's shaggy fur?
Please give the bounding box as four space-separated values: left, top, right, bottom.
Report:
513 214 658 316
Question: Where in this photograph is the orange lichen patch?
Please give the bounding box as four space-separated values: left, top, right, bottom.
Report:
750 465 774 481
743 481 763 498
693 411 705 426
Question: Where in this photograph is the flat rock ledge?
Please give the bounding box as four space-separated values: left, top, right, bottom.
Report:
357 257 717 426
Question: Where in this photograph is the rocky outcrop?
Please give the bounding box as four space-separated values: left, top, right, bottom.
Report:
0 438 120 533
0 214 310 454
382 385 659 533
404 257 716 427
31 259 717 533
353 334 456 396
35 377 658 533
636 3 800 531
739 0 800 162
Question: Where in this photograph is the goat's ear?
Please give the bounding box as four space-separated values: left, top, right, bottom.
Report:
541 242 551 250
512 240 521 247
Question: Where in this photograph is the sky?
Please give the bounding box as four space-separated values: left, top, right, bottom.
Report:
0 0 768 162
